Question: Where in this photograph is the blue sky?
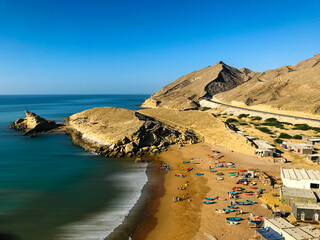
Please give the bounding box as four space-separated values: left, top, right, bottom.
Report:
0 0 319 94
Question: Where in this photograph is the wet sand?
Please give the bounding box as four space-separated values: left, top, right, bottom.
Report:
133 142 285 240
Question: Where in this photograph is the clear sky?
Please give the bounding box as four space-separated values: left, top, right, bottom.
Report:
0 0 319 95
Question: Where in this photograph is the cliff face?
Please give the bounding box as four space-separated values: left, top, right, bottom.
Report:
9 110 60 136
215 53 320 115
65 107 200 157
141 61 250 110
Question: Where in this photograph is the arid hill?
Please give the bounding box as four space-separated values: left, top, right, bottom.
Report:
141 61 251 110
142 53 320 115
215 53 320 115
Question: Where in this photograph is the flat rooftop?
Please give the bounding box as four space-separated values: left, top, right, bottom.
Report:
293 202 320 210
282 227 315 240
253 139 275 150
281 168 320 181
306 137 320 142
280 186 316 199
265 217 294 229
283 141 314 149
298 226 320 238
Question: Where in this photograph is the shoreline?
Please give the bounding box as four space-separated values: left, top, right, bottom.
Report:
106 158 165 240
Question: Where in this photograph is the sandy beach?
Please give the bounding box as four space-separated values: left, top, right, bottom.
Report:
133 142 301 240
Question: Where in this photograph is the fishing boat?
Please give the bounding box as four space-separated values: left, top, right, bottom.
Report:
243 193 253 196
175 173 184 177
216 177 224 180
223 208 235 212
236 201 251 205
196 173 204 176
247 200 257 204
233 187 245 190
227 221 239 225
239 170 246 172
228 192 239 195
228 206 238 209
203 201 215 204
229 173 236 176
183 161 190 164
218 197 227 201
187 167 193 172
249 186 257 189
210 170 217 172
205 197 215 200
216 172 223 175
227 217 242 221
216 209 226 214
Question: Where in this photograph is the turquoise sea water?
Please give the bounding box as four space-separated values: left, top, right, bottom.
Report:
0 95 149 240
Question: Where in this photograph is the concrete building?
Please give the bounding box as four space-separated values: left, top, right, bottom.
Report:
280 186 317 205
292 202 320 221
281 168 320 190
305 137 320 146
307 154 320 164
254 139 276 157
282 142 314 155
264 218 320 240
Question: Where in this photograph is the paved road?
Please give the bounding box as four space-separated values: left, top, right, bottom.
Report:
202 99 320 123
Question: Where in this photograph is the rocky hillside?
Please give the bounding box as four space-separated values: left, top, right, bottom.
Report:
65 107 199 157
9 110 60 136
141 61 251 110
215 53 320 115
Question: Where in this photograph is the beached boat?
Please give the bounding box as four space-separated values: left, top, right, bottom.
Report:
216 177 224 180
227 221 239 225
243 193 253 196
228 192 239 195
228 174 236 176
187 167 193 172
223 208 235 212
228 206 238 209
233 187 244 190
226 217 242 221
218 197 227 201
247 200 257 204
249 186 257 189
175 173 184 177
236 201 251 205
210 170 217 172
216 209 226 214
183 161 190 164
203 200 215 204
196 173 204 176
239 170 246 172
205 197 215 200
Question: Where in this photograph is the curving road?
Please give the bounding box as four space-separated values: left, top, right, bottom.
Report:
202 99 320 123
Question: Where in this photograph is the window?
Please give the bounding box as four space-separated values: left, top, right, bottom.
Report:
310 183 319 189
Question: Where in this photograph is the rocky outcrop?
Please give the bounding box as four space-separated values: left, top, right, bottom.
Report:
64 107 200 158
141 61 250 110
9 110 60 136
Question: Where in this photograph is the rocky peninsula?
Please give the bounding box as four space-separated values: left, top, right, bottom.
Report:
9 107 200 158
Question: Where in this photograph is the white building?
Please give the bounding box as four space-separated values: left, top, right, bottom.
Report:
281 168 320 190
254 139 276 157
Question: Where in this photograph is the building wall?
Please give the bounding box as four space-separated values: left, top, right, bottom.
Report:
280 195 317 205
292 204 320 221
282 178 320 190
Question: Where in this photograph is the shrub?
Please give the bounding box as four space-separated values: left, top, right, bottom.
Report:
281 122 293 125
265 118 278 122
201 107 211 111
226 118 238 123
312 127 320 132
274 138 283 144
293 124 311 131
238 114 250 119
239 122 248 125
279 133 292 139
257 127 273 134
251 116 262 120
293 135 303 139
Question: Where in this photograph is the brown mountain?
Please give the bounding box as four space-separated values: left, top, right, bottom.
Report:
141 61 251 110
142 53 320 115
215 53 320 114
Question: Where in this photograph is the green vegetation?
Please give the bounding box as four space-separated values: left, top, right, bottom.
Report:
292 135 303 139
274 138 283 144
226 118 238 123
261 118 284 129
256 127 273 134
281 122 293 125
293 124 320 132
279 133 292 139
238 114 250 119
251 116 262 120
239 122 248 125
201 107 211 111
265 118 278 122
252 123 260 126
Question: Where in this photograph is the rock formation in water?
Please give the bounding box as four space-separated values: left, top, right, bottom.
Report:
64 107 200 158
9 110 60 136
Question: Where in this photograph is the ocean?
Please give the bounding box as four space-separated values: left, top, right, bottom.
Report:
0 95 149 240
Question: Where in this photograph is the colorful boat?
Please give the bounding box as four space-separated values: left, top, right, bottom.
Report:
183 161 190 164
229 174 236 176
233 187 245 190
227 217 242 221
243 193 253 196
210 170 217 172
236 201 251 205
205 197 215 200
187 167 194 172
218 197 227 201
227 221 239 225
247 200 257 204
216 209 226 214
249 187 257 189
223 208 235 212
216 177 224 180
239 170 246 172
228 192 239 195
216 172 223 175
178 187 186 190
203 201 215 204
228 206 238 209
196 173 204 176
